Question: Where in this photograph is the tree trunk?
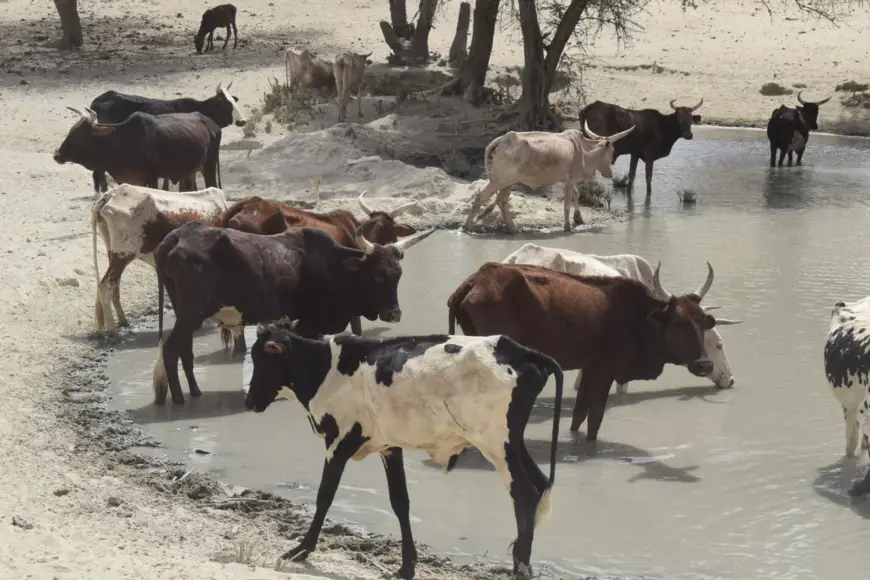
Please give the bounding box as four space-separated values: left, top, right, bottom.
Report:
389 0 415 40
408 0 438 61
456 0 500 103
54 0 83 49
448 2 471 70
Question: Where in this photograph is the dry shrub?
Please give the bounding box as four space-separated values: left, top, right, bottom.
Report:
242 107 263 138
575 180 610 209
840 92 870 109
836 80 869 92
440 150 470 178
260 78 320 129
760 82 793 97
611 173 630 189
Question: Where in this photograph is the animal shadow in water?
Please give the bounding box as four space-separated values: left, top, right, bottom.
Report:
194 347 246 366
127 390 246 424
813 457 870 519
422 434 701 484
525 384 723 427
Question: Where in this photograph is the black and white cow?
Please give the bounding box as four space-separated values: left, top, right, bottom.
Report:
245 322 564 580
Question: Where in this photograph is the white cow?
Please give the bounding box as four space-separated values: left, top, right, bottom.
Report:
464 121 635 233
91 184 228 334
333 51 372 123
245 323 564 580
503 243 743 393
824 298 870 459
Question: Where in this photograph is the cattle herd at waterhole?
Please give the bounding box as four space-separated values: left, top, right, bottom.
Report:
41 4 870 578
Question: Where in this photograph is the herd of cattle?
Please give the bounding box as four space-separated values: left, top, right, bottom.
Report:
47 21 866 577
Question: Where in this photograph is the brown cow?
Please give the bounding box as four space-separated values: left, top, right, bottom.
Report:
219 190 419 350
447 262 718 441
285 49 336 97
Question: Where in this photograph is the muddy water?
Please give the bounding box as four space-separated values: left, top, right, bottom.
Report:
107 127 870 579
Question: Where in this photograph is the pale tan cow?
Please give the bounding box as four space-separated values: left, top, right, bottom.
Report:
333 51 373 123
464 122 635 233
285 49 336 97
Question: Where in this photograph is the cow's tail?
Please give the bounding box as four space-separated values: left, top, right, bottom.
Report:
152 255 169 404
483 133 505 177
446 275 476 335
534 352 563 529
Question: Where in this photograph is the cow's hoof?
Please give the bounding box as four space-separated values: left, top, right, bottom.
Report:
563 224 572 233
282 543 313 562
172 397 186 405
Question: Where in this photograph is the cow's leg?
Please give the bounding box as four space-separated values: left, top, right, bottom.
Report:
777 148 787 167
571 184 584 225
222 25 231 50
357 84 364 118
158 324 189 405
845 405 860 458
504 435 542 579
464 180 500 229
627 155 640 193
207 31 214 51
282 437 364 562
585 377 613 441
786 149 794 167
563 183 574 232
381 448 417 579
179 327 202 398
350 316 362 336
496 187 518 233
644 160 654 198
571 364 610 434
98 252 134 334
769 143 777 167
111 283 130 329
796 147 805 166
232 21 239 49
862 432 869 451
615 382 629 395
231 326 247 354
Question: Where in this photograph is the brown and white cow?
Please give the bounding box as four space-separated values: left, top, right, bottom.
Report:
285 49 337 97
447 261 720 441
91 184 228 335
218 190 419 349
333 51 373 123
464 121 635 233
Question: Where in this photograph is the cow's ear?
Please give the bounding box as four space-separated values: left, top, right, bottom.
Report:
704 314 716 330
91 126 115 136
692 115 701 123
342 257 364 272
264 341 286 355
392 224 416 237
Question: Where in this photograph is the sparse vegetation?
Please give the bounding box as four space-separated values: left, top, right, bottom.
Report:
575 180 611 210
259 78 323 130
792 82 808 89
840 92 870 109
612 174 631 189
760 82 793 97
242 107 263 139
440 150 471 177
836 80 869 92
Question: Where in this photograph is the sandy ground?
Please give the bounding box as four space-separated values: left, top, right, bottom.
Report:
3 0 870 578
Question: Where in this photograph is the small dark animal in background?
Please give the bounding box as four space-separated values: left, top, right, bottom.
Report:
195 4 238 54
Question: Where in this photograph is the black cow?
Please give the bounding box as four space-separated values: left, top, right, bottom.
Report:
195 4 238 54
53 108 222 192
87 83 246 193
579 98 704 198
766 91 831 167
151 223 435 405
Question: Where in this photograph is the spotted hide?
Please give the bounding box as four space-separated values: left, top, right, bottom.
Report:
503 243 743 392
90 184 228 335
245 323 564 580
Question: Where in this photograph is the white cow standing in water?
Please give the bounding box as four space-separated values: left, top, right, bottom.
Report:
502 243 744 394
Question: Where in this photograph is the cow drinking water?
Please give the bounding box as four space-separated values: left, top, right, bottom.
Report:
245 322 563 580
766 90 831 167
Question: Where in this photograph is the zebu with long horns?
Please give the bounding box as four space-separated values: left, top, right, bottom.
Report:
502 243 744 393
219 190 420 351
767 90 832 167
464 122 636 233
578 97 704 198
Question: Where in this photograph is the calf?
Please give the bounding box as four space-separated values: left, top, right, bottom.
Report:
88 83 247 194
285 49 337 97
90 184 228 334
219 190 419 348
195 4 238 54
448 262 719 441
54 108 222 193
766 91 831 167
245 322 563 580
152 223 435 405
333 51 373 123
503 243 743 392
464 122 635 233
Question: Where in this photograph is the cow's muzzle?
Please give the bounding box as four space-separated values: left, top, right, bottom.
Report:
53 151 65 164
683 132 694 140
235 120 247 127
688 358 713 377
379 308 402 323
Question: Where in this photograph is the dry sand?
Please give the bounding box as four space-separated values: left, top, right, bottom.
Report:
2 0 869 578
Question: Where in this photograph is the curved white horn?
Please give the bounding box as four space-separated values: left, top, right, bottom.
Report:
691 97 704 112
583 120 603 140
653 261 672 299
694 261 714 300
392 228 435 254
226 81 233 91
609 124 636 143
354 225 376 255
357 190 375 216
216 82 223 96
66 106 86 119
388 199 419 219
669 98 678 111
797 90 806 105
84 107 98 124
703 305 722 312
256 323 268 335
815 95 832 106
714 318 743 326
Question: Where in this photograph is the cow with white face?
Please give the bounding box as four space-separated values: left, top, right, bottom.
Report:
502 243 743 393
464 121 635 233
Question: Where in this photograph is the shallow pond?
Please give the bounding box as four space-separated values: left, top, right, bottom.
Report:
107 126 870 580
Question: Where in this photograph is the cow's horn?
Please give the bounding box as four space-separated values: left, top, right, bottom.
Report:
703 305 722 312
714 317 743 326
84 108 98 125
691 97 704 112
653 261 672 299
66 106 86 119
815 95 832 106
354 225 376 255
216 82 223 95
388 199 419 219
694 261 714 300
797 90 806 105
609 124 636 143
360 51 373 59
226 81 233 91
357 190 375 216
256 323 268 336
669 98 678 111
392 228 435 254
583 120 603 140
